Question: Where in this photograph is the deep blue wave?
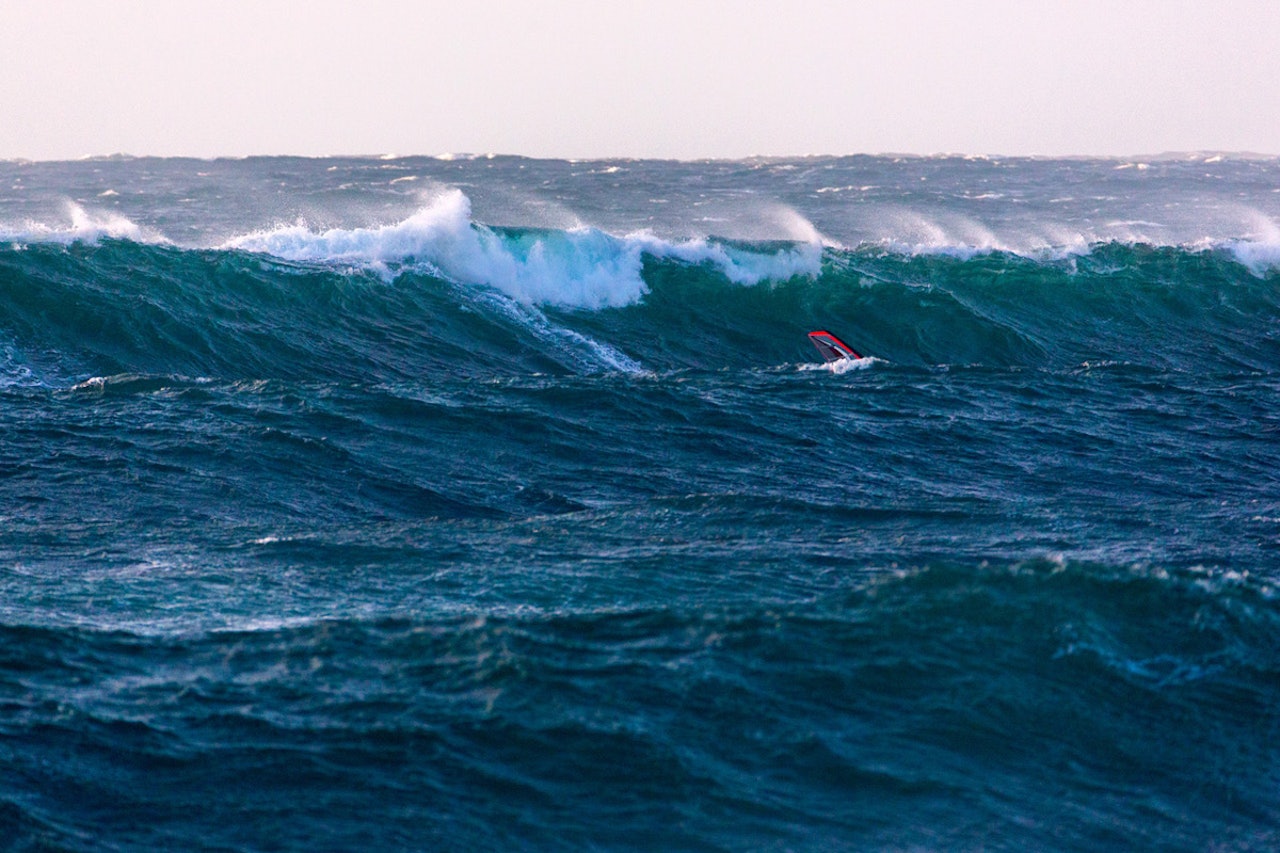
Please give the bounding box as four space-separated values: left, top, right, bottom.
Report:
3 562 1278 850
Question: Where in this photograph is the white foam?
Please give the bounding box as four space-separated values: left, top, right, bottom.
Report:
223 189 825 309
1226 240 1280 276
1219 210 1280 275
852 206 1214 263
0 201 159 245
463 287 645 374
798 356 878 374
635 233 824 286
866 209 1011 259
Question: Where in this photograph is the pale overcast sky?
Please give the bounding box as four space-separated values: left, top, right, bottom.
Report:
3 0 1277 160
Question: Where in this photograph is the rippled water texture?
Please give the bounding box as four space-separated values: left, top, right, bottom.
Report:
2 155 1279 850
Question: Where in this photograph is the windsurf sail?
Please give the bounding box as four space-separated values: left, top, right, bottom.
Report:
808 330 862 362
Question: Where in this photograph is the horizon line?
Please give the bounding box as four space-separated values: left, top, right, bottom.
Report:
4 149 1279 166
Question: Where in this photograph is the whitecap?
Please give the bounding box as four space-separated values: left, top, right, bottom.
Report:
0 201 162 245
223 189 825 310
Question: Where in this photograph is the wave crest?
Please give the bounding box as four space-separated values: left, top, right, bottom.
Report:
0 202 157 245
223 190 823 309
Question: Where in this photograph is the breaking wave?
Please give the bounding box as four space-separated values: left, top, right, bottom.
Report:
1 190 1278 384
0 201 159 245
223 190 824 309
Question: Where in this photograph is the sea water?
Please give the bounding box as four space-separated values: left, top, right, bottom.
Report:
1 154 1278 850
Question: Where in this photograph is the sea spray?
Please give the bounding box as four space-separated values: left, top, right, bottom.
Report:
224 189 824 308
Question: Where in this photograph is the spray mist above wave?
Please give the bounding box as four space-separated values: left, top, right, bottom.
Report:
855 230 1280 276
0 202 162 246
1215 209 1280 276
842 201 1280 273
222 190 825 309
4 182 1277 286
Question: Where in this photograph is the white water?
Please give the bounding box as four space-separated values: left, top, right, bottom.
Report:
223 190 824 308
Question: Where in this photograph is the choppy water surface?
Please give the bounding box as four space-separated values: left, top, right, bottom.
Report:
2 154 1279 850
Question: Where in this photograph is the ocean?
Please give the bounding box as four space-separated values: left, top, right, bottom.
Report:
1 153 1278 850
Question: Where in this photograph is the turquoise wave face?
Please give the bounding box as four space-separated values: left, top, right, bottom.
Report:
1 237 1277 387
